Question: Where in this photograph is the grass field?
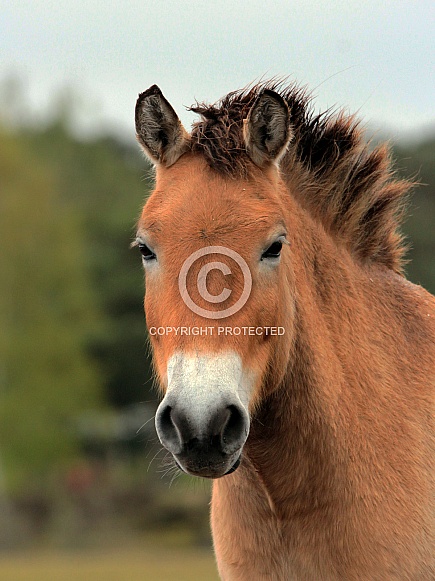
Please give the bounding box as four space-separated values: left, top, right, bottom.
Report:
0 546 219 581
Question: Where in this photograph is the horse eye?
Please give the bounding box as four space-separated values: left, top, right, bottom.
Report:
261 241 283 260
138 243 156 262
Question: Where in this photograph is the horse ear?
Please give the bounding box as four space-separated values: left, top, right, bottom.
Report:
243 89 293 168
135 85 190 167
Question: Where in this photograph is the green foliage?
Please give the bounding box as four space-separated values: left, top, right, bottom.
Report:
0 128 101 484
23 120 155 407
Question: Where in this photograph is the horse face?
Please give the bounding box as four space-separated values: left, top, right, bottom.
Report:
136 156 295 477
135 87 294 478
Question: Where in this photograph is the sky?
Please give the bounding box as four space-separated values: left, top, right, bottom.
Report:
1 0 434 142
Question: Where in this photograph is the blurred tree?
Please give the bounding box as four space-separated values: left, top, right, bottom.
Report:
23 116 154 407
0 127 102 486
0 74 29 129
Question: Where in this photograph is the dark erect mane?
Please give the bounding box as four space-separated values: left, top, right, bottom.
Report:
189 81 411 273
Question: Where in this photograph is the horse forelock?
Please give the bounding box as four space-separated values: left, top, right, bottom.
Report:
187 80 412 274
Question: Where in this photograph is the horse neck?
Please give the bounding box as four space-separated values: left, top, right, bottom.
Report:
244 200 360 517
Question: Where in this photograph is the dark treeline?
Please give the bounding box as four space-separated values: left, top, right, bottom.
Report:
0 114 155 488
21 121 156 409
0 101 434 545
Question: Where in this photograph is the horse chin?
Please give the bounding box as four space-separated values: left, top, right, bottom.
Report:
174 453 242 479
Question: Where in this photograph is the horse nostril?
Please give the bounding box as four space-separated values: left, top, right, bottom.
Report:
159 404 173 432
156 399 249 458
155 404 183 455
221 405 248 453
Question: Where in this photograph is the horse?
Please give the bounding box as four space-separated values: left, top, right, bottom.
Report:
133 81 435 580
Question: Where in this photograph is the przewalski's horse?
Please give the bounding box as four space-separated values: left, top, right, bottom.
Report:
133 82 435 580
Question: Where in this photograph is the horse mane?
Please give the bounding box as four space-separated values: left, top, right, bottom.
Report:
189 80 412 273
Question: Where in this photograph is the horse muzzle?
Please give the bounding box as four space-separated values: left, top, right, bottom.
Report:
155 396 249 478
154 351 253 478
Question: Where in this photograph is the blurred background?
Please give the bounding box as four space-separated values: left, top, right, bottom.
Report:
0 1 434 579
